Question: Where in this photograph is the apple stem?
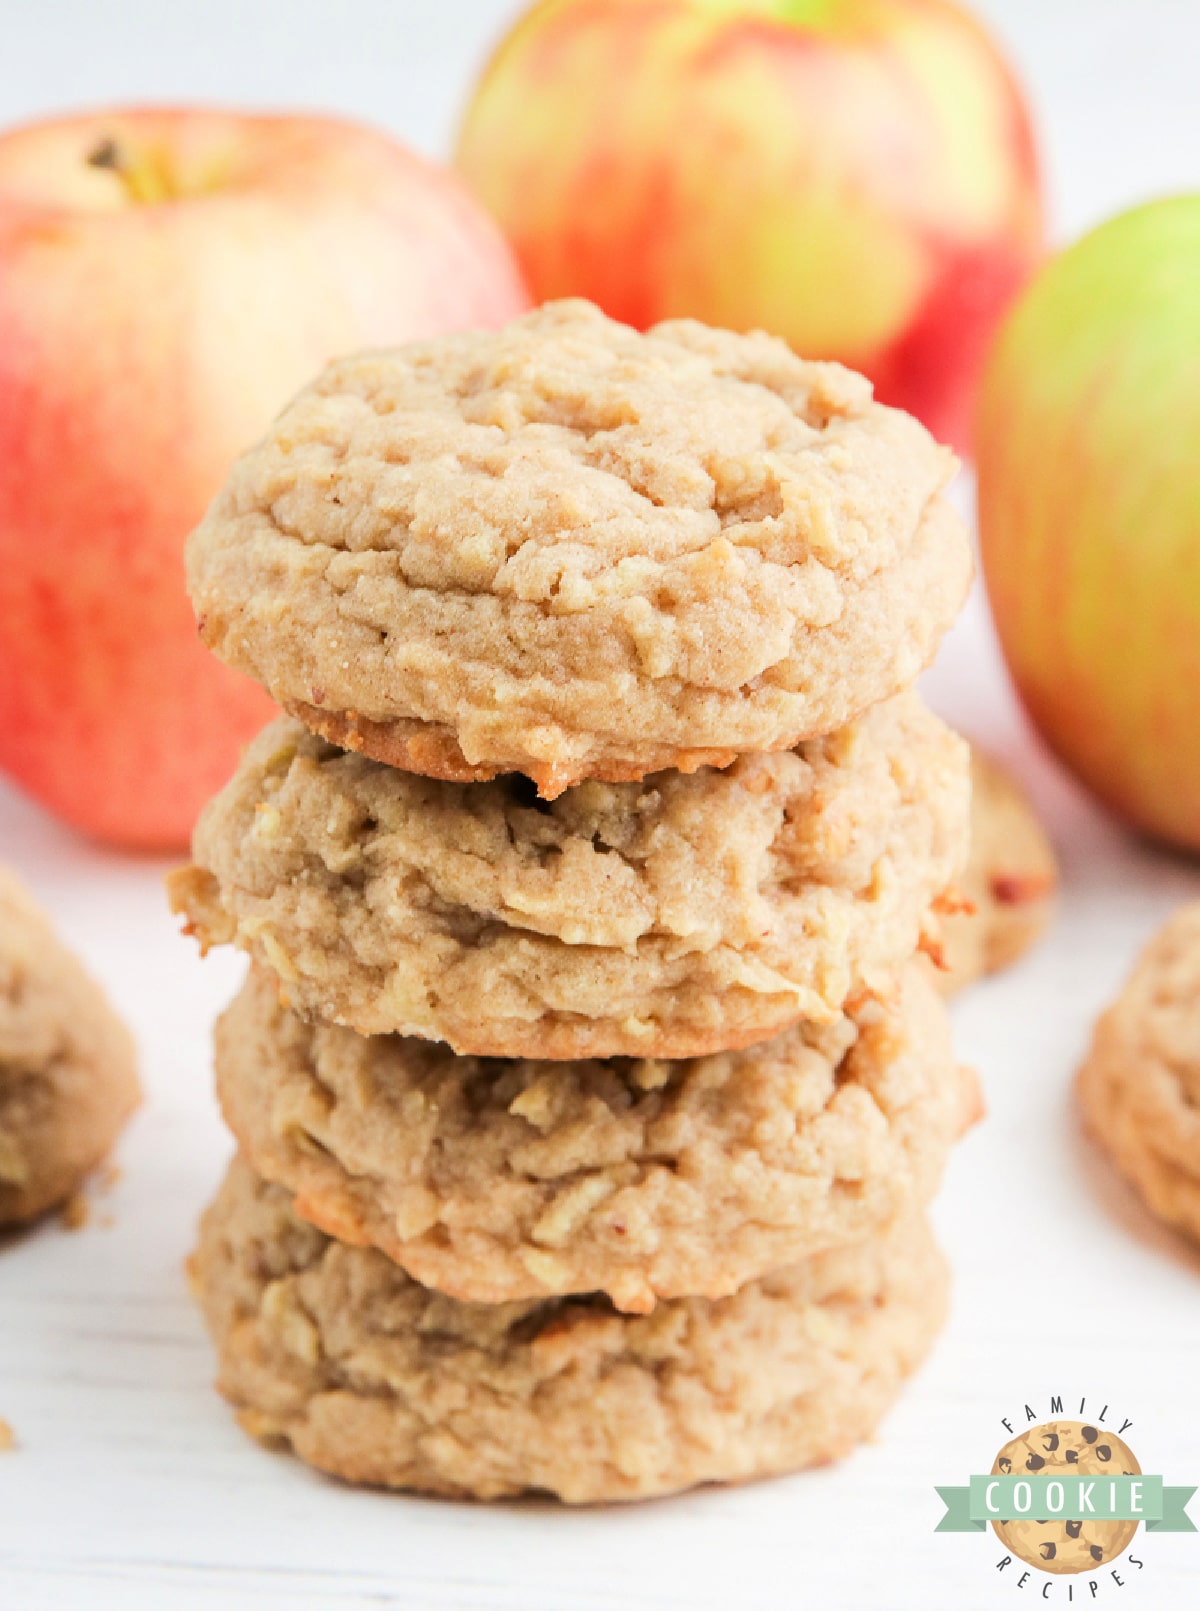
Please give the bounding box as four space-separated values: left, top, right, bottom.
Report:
87 136 172 205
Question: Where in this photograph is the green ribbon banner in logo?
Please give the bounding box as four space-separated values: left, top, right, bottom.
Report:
936 1475 1197 1533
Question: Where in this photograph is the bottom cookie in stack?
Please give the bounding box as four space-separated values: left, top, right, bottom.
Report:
193 1155 949 1504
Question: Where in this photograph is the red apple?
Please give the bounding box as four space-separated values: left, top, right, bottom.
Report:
0 107 530 850
456 0 1043 453
978 196 1200 852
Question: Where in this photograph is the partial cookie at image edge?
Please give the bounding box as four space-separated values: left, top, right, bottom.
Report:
1077 902 1200 1242
0 868 140 1228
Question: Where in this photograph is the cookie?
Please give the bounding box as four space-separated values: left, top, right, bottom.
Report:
192 1155 948 1503
936 747 1057 993
214 963 978 1313
186 300 971 796
168 693 969 1059
1077 903 1200 1240
991 1421 1140 1574
0 870 139 1226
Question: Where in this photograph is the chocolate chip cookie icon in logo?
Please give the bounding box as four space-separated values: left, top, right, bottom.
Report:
991 1421 1141 1575
935 1396 1197 1596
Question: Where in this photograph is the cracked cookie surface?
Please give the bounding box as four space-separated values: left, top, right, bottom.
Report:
169 694 968 1059
193 1155 948 1503
214 964 977 1312
186 300 970 794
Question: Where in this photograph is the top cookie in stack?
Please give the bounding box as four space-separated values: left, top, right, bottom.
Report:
187 299 969 798
178 301 972 1063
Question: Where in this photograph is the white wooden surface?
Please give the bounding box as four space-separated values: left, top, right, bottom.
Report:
2 4 1200 1607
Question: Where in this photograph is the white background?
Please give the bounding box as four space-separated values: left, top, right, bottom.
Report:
1 3 1199 1608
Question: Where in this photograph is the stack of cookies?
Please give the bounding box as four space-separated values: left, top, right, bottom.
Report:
171 301 979 1503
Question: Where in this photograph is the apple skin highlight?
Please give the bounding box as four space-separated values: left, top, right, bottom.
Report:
0 108 530 850
978 196 1200 852
456 0 1043 453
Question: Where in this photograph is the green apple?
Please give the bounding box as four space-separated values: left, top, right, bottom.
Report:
978 196 1200 850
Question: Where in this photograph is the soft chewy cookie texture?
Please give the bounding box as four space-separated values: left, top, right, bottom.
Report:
936 746 1057 994
186 299 971 795
1077 903 1200 1241
0 869 139 1225
215 964 978 1313
193 1155 948 1503
168 694 969 1059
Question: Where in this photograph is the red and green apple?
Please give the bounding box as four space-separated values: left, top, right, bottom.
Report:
457 0 1043 451
0 107 529 849
978 195 1200 851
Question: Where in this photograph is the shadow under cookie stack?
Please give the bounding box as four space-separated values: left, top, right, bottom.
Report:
171 301 979 1504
